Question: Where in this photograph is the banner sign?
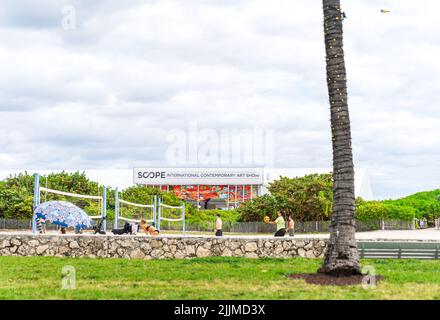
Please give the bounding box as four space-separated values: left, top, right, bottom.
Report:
134 168 264 185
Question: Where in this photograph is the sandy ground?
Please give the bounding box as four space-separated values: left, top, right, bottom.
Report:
1 228 440 241
291 228 440 241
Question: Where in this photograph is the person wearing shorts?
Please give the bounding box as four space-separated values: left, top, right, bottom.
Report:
215 214 223 236
287 216 295 237
36 217 46 234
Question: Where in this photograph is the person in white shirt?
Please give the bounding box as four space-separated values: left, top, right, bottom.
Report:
215 214 223 236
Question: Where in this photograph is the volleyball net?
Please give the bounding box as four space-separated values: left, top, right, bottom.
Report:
157 199 186 235
32 173 186 235
33 174 106 233
114 191 156 228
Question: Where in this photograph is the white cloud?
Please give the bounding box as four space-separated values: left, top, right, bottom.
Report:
0 0 439 199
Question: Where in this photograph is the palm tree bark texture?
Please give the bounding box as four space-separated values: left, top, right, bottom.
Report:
318 0 361 276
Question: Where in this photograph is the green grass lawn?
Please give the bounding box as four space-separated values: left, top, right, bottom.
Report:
0 256 439 300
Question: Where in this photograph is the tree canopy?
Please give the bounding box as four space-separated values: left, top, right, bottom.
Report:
237 173 333 222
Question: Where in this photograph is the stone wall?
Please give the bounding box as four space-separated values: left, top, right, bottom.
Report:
0 234 327 259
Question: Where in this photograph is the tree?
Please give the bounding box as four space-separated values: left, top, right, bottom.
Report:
236 174 333 223
0 171 105 219
269 174 333 222
236 194 278 222
0 172 34 219
318 0 361 275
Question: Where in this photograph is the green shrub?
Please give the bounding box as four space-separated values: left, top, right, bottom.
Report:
269 173 333 221
186 208 238 225
237 173 333 222
382 190 440 220
355 199 416 222
355 199 387 221
236 194 278 222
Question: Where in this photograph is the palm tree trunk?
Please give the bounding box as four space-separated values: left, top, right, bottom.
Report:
318 0 361 276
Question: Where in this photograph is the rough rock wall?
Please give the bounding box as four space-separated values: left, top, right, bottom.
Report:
0 234 327 259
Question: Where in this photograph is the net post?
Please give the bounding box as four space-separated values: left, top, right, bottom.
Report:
153 195 157 226
114 187 119 229
32 173 40 234
182 202 186 236
102 186 107 232
157 197 161 230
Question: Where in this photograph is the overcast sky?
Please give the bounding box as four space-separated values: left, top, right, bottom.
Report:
0 0 439 199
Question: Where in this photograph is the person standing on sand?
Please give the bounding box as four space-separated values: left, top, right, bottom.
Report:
215 214 223 236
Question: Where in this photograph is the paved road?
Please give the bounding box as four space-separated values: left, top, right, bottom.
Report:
295 228 440 241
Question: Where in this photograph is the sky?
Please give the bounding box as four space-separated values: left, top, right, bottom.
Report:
0 0 439 200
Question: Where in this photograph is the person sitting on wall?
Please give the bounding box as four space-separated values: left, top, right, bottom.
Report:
140 220 160 236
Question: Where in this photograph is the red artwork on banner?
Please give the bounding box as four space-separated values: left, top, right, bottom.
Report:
235 185 251 202
199 185 228 201
167 185 254 205
251 185 257 199
229 187 235 202
243 185 251 201
171 185 198 201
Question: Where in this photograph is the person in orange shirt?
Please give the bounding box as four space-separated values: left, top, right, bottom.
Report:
140 220 160 236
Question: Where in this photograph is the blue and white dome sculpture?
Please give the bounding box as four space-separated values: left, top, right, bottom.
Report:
35 201 92 230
